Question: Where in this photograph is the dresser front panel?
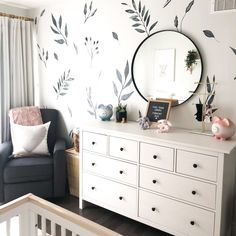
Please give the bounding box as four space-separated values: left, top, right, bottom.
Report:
139 190 215 236
109 136 138 162
140 142 174 171
176 150 218 182
83 152 137 185
83 173 137 216
140 166 216 209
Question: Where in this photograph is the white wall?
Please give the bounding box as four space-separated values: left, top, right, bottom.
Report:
30 0 236 136
0 3 29 16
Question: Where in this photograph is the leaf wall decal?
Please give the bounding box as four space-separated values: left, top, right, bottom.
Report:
40 9 45 17
113 81 118 97
174 16 178 28
116 69 123 84
112 32 119 41
55 39 65 44
124 61 129 79
186 0 194 13
54 53 58 60
149 21 158 32
163 0 172 8
203 30 215 39
51 14 57 27
84 1 97 23
230 47 236 55
132 0 137 9
121 91 134 101
135 28 145 33
65 24 68 37
59 15 62 29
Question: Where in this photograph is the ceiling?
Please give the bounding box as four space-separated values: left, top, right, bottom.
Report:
0 0 63 9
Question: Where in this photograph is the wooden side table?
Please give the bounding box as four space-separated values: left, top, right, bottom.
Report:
66 148 79 197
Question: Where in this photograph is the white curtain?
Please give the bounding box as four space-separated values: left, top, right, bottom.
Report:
0 16 34 143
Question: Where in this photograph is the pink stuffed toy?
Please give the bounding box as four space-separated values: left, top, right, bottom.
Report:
156 119 172 133
211 116 236 140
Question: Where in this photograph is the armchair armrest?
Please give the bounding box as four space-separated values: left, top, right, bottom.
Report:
53 138 67 197
0 141 13 202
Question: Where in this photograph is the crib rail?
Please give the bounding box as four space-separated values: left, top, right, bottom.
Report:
0 194 121 236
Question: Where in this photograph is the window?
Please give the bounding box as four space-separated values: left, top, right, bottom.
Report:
211 0 236 13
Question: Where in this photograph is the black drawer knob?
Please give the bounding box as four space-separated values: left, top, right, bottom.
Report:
193 163 198 168
119 170 124 174
92 162 95 166
192 190 196 195
152 179 157 184
190 221 195 226
153 155 158 159
92 141 95 145
91 187 95 190
120 147 124 151
151 207 156 212
119 196 123 200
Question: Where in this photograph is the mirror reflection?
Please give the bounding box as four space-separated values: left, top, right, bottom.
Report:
131 30 203 106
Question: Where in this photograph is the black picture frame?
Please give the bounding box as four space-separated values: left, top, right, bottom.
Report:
146 99 171 123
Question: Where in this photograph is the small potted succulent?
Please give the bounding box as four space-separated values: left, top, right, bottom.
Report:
116 103 127 122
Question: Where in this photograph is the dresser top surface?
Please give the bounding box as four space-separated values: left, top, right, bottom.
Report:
81 121 236 155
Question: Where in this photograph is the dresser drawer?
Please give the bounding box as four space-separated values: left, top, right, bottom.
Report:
82 132 107 155
176 150 218 182
83 152 137 185
83 173 136 216
140 167 216 209
140 142 174 171
109 136 138 162
139 190 214 236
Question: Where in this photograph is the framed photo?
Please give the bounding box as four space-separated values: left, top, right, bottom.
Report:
146 99 171 123
154 48 175 82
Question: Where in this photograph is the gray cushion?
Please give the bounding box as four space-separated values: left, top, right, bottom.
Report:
4 156 53 184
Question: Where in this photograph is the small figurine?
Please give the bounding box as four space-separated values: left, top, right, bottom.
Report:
137 110 150 130
211 116 236 140
156 119 172 133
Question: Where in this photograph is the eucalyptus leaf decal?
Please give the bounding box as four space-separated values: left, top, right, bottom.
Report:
84 36 99 67
203 30 220 42
67 106 72 117
40 9 45 17
54 52 58 61
174 15 178 29
73 43 78 55
122 0 158 36
84 1 97 24
50 14 69 46
35 9 46 34
234 76 236 80
53 69 75 99
163 0 172 8
37 44 48 68
185 0 194 13
113 60 134 105
230 47 236 55
112 32 119 41
86 87 97 118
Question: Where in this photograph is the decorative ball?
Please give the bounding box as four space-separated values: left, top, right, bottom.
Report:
97 104 113 121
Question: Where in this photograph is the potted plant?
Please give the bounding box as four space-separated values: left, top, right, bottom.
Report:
185 50 199 74
116 103 127 122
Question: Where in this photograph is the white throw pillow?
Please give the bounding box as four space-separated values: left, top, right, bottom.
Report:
11 122 51 156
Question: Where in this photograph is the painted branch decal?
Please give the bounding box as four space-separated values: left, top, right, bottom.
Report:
84 36 99 66
86 87 97 118
113 60 134 105
34 9 45 34
112 32 119 41
174 0 194 32
230 46 236 55
37 44 48 68
53 70 74 99
50 14 69 46
84 1 97 24
54 53 59 61
121 0 158 36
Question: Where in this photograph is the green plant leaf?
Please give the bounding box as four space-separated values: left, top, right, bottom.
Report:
51 14 57 27
121 91 134 101
116 69 123 84
207 91 215 105
113 81 118 97
206 76 211 93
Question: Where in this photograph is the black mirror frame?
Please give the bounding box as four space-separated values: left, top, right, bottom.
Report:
131 30 203 107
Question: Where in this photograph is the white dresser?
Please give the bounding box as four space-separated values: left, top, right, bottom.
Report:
79 121 236 236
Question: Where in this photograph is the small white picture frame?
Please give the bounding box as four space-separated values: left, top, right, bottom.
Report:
211 0 236 13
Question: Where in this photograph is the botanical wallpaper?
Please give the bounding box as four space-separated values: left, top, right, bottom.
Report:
33 0 236 134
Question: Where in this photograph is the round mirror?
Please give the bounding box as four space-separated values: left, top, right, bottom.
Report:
131 30 203 106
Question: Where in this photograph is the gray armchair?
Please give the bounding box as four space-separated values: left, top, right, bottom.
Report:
0 108 67 203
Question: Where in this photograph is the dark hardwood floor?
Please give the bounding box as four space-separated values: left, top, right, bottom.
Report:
50 194 173 236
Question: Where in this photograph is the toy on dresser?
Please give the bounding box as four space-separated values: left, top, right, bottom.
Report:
211 116 236 140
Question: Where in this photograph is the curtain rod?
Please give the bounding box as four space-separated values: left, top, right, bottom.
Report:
0 12 34 22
